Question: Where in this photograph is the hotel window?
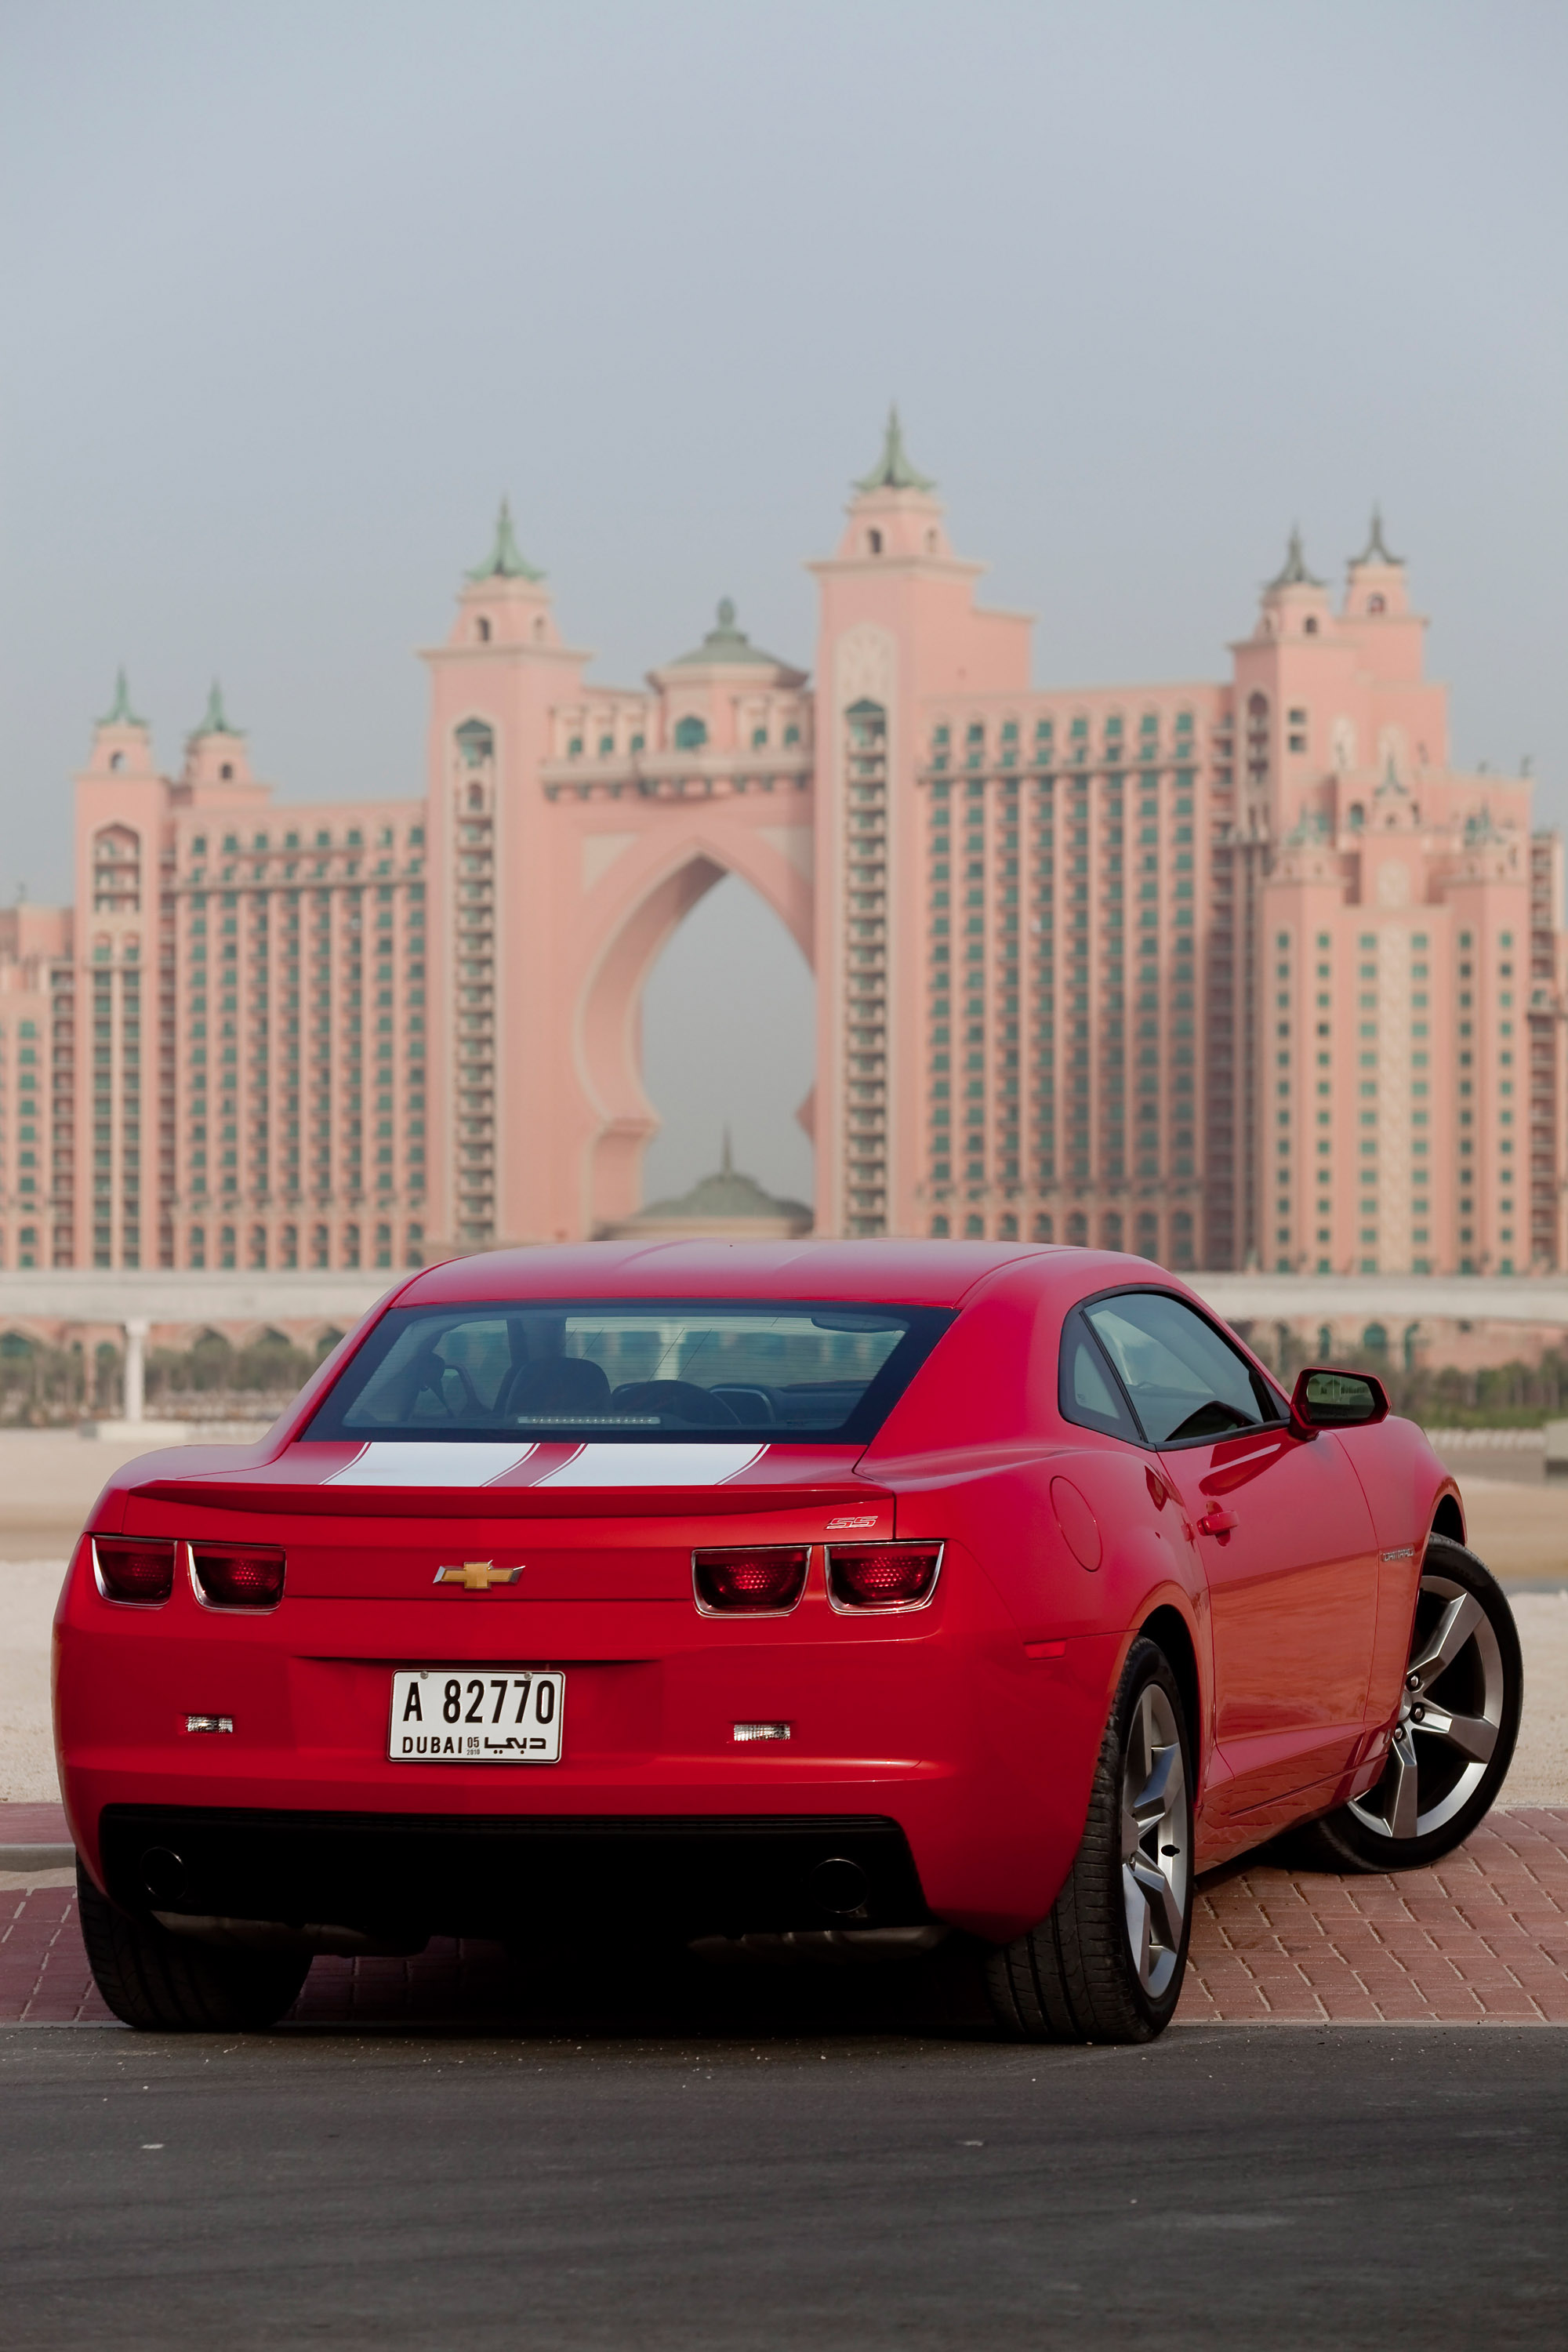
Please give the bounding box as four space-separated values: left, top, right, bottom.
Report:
1246 693 1269 782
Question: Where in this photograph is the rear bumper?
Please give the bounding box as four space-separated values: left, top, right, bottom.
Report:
56 1551 1123 1944
99 1804 928 1941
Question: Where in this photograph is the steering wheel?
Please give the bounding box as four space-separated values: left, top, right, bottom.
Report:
430 1361 483 1423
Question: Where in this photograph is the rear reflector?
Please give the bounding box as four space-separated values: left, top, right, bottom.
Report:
191 1544 286 1609
826 1541 943 1612
93 1538 176 1604
692 1544 809 1614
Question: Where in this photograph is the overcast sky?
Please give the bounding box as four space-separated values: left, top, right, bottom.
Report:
2 0 1564 1201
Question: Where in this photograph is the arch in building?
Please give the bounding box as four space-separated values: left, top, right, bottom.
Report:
574 818 814 1236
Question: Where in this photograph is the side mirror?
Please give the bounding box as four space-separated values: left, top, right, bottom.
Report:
1290 1365 1389 1431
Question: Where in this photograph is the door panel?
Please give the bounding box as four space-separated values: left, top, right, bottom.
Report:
1073 1287 1379 1821
1160 1426 1378 1811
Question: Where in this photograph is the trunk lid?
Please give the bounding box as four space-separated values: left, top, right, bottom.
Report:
119 1439 895 1602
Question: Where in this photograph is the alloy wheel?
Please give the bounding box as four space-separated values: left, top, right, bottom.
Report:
1120 1681 1189 1998
1348 1568 1507 1843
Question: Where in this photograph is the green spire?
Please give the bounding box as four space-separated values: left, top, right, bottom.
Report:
194 681 243 739
854 404 936 494
1354 504 1403 566
1268 525 1323 589
96 666 147 728
466 497 545 583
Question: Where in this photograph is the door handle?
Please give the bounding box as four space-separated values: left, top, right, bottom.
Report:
1196 1507 1238 1536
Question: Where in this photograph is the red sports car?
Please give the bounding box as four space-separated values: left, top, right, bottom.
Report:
56 1242 1523 2042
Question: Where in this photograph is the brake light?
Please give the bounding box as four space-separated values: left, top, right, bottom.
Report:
826 1541 943 1611
693 1544 809 1614
93 1538 176 1604
191 1544 285 1609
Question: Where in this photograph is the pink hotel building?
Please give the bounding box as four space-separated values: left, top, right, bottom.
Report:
2 415 1563 1279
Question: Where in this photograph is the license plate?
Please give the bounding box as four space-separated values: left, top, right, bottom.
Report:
388 1668 564 1763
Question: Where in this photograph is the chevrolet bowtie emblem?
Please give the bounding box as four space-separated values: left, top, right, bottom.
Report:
434 1561 522 1592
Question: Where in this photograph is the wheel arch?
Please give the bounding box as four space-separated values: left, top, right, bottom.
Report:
1138 1602 1202 1773
1428 1490 1465 1546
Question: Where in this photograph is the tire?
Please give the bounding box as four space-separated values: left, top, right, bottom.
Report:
1290 1533 1523 1874
985 1636 1193 2044
77 1862 311 2031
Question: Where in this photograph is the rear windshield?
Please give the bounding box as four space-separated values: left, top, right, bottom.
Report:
303 1301 955 1446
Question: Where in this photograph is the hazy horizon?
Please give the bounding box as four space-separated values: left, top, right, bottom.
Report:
3 0 1564 1203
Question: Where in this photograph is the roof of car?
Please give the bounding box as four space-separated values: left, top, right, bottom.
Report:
396 1237 1132 1312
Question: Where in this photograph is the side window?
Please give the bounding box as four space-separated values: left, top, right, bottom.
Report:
1083 1292 1281 1446
1058 1308 1142 1443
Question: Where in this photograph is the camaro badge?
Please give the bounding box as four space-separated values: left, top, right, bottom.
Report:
434 1561 522 1592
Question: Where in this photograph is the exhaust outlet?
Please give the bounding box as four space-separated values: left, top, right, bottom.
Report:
140 1847 187 1904
810 1856 870 1916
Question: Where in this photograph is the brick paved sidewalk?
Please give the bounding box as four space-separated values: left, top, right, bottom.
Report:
1178 1808 1568 2024
5 1809 1566 2030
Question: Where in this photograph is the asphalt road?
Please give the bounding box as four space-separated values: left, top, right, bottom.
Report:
2 1992 1565 2352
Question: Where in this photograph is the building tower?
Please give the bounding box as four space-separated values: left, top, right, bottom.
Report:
809 408 1030 1237
421 502 589 1247
73 670 167 1268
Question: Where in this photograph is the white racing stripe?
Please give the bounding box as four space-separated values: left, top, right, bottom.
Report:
532 1443 766 1488
325 1442 538 1487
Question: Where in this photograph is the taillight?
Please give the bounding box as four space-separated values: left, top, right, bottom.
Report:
826 1541 943 1612
693 1544 809 1614
93 1538 176 1604
191 1544 285 1609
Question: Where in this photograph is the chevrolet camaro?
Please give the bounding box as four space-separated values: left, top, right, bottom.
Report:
56 1241 1523 2042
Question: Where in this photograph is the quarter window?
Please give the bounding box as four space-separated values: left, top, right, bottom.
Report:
1058 1309 1141 1442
